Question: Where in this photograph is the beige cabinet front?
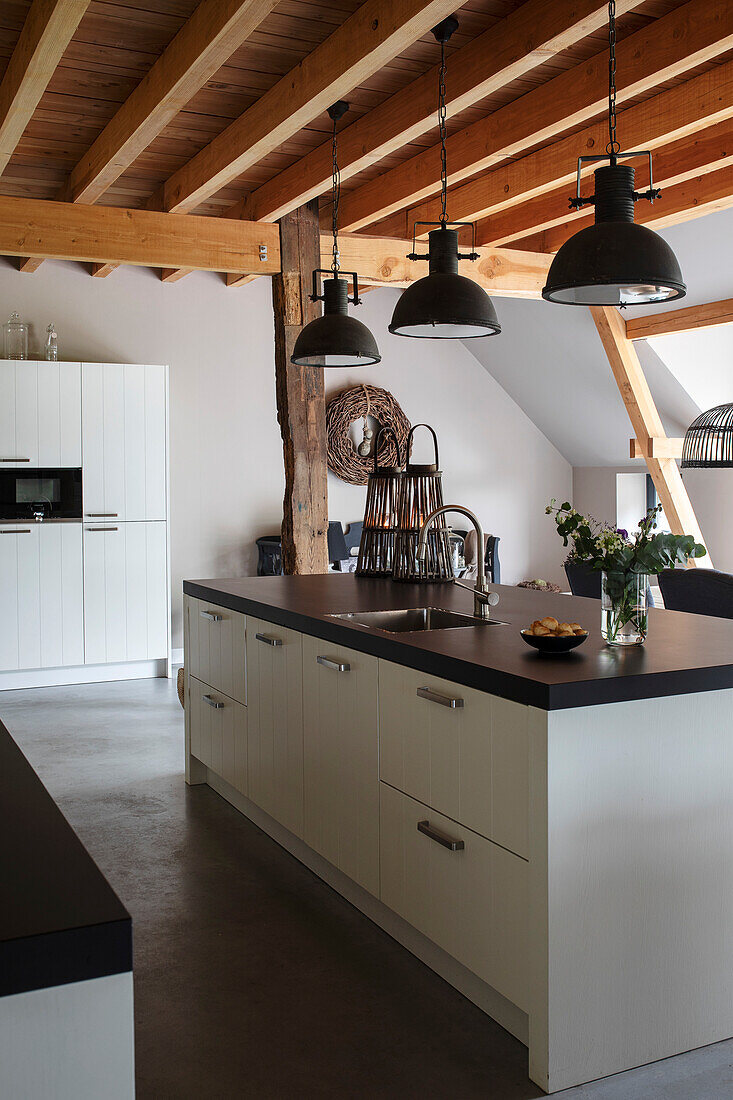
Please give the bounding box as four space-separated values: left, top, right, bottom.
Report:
186 595 246 704
380 782 529 1012
246 617 304 838
189 675 247 795
378 660 528 859
303 636 379 896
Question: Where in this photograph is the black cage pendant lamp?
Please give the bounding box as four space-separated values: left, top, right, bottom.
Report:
389 18 500 339
682 405 733 468
542 0 686 307
291 102 381 367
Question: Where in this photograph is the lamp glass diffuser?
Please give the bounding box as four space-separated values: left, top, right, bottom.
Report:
681 404 733 468
291 276 381 367
392 424 453 583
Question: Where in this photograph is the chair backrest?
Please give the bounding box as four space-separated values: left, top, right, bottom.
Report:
344 521 363 556
658 568 733 619
327 521 349 566
485 535 500 585
256 535 282 576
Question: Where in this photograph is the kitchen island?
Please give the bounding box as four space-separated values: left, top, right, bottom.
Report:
183 574 733 1093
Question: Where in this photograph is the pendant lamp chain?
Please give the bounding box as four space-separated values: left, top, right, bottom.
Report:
606 0 619 159
331 112 341 274
438 37 448 224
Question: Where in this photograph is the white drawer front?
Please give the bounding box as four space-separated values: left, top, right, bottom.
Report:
379 660 528 859
186 595 246 704
189 675 247 795
380 782 529 1011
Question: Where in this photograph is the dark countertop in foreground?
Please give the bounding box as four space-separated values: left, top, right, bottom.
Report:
0 718 131 998
184 574 733 710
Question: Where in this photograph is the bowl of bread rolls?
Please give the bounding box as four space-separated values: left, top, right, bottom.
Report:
521 616 588 654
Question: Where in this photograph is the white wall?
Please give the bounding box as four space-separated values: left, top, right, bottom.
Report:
0 258 571 646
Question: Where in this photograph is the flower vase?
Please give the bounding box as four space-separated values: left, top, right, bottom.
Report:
601 570 649 646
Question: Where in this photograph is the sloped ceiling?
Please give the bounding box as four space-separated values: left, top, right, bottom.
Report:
464 207 733 467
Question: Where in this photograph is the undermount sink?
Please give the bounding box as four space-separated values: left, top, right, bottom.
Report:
328 607 508 633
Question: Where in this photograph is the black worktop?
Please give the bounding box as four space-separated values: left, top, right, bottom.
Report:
184 574 733 710
0 719 131 997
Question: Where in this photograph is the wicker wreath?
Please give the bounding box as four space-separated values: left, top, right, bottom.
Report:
326 384 410 486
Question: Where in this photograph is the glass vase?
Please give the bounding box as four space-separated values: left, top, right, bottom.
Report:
601 570 649 646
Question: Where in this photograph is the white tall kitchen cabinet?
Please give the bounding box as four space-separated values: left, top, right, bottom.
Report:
0 360 169 689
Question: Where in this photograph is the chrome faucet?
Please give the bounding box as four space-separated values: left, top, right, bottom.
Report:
416 504 500 620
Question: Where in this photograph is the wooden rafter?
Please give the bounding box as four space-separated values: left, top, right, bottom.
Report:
592 306 709 562
0 0 90 176
233 0 630 226
90 263 117 278
626 298 733 341
348 0 733 235
157 0 462 216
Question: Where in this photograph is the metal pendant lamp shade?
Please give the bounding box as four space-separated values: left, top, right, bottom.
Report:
355 427 403 576
389 227 501 338
291 276 381 367
542 165 686 306
682 404 733 468
392 424 453 583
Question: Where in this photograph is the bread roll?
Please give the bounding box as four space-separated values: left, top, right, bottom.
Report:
540 616 559 631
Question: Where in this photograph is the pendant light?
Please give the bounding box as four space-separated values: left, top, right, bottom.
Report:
291 102 381 367
681 405 733 468
389 18 500 339
542 0 686 307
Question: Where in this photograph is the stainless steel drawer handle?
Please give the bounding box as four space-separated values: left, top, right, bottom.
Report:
85 526 118 532
416 686 464 709
203 694 224 709
1 528 31 534
0 457 30 462
317 655 350 673
86 513 118 518
417 820 465 852
200 610 223 622
256 632 282 647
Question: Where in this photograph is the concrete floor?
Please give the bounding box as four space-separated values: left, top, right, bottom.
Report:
3 678 733 1099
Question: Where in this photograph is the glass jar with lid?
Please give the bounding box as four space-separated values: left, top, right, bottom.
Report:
4 312 28 359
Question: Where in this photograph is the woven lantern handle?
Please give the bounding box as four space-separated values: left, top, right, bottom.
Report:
373 426 403 472
406 423 439 470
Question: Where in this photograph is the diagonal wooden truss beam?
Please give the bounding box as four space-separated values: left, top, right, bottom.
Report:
592 305 709 563
233 0 630 226
347 0 733 236
157 0 461 216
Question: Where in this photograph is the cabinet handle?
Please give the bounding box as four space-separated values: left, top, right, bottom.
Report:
0 457 30 462
85 512 118 518
1 528 31 534
417 820 465 852
256 632 282 647
416 686 464 709
203 694 224 709
200 610 223 622
317 655 350 673
85 526 118 532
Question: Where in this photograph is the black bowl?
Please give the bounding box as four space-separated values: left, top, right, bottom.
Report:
520 629 589 655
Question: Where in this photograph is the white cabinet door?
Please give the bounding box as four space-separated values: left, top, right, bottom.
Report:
246 618 303 838
0 361 39 465
189 674 247 794
82 363 167 521
303 636 379 896
83 521 168 664
0 524 40 670
37 362 82 467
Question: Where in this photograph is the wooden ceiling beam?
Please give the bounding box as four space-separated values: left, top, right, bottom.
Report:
626 298 733 341
157 0 462 216
337 0 733 234
235 0 631 226
478 117 733 247
0 0 90 176
17 257 44 273
0 196 280 273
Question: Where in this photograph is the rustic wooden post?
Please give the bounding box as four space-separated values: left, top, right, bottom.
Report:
272 199 329 574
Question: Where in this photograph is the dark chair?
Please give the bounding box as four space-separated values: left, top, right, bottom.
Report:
327 521 349 568
256 535 283 576
344 521 363 557
658 568 733 619
454 532 501 583
565 560 655 607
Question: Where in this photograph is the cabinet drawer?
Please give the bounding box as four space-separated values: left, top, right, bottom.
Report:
189 675 247 795
380 782 528 1011
378 660 528 859
186 595 246 704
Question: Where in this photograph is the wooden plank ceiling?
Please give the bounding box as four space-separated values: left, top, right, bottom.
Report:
0 0 732 279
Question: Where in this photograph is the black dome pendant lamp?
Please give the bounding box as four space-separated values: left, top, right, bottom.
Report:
389 17 500 339
542 0 686 307
291 101 381 367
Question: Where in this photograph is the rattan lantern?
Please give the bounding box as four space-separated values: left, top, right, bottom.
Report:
392 424 453 583
355 428 403 576
681 404 733 468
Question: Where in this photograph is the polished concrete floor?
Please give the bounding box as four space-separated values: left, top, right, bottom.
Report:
3 677 733 1099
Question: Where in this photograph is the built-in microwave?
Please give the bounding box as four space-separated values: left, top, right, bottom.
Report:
0 467 82 521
